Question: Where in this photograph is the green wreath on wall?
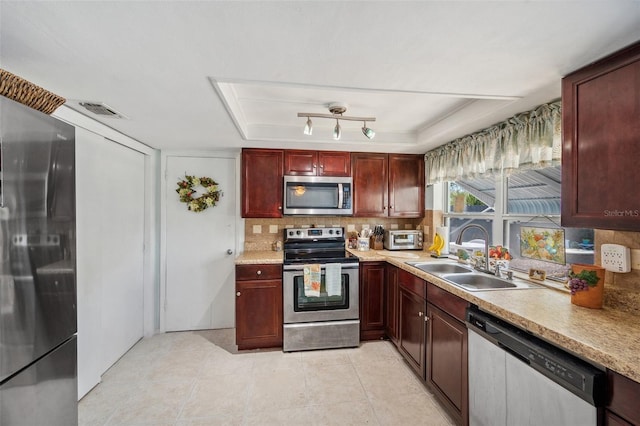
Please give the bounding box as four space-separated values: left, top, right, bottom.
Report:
176 174 223 212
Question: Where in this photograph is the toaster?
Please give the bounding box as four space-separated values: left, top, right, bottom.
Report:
384 230 423 250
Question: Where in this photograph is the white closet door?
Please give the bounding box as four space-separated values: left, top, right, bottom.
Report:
165 156 236 331
99 141 145 370
76 130 145 397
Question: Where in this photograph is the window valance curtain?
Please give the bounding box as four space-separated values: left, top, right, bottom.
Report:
424 100 561 185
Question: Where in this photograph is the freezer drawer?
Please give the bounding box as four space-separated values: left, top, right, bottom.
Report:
0 336 77 426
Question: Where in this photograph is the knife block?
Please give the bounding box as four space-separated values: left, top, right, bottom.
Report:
370 236 384 250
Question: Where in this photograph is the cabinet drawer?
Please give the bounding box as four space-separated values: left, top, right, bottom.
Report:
398 268 426 299
427 282 468 322
236 264 282 281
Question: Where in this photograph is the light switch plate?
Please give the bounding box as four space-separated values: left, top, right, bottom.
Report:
601 243 631 273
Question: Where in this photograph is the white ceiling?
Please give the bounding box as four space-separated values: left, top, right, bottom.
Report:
1 1 640 154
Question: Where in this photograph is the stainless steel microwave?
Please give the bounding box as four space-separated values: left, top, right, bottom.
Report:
283 175 353 215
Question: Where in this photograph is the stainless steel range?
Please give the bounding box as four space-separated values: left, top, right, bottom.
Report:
282 227 360 352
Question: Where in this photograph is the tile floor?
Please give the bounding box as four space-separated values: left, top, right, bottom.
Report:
79 329 455 426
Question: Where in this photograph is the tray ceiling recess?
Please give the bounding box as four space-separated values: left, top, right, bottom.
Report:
210 78 521 148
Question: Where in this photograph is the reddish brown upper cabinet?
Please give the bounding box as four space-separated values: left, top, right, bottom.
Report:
241 148 284 218
284 150 350 177
359 262 386 341
562 41 640 231
351 153 424 218
235 264 283 350
388 154 425 218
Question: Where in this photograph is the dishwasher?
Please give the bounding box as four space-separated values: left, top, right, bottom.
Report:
466 306 606 426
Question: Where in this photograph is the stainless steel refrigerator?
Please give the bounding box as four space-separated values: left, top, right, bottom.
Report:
0 96 77 425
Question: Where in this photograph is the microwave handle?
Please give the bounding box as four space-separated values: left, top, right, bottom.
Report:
337 183 343 208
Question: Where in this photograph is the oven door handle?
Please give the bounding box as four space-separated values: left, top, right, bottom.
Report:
283 263 359 271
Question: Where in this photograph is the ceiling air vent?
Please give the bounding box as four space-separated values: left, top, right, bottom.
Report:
78 102 127 119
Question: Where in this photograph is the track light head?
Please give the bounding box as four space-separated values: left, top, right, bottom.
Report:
303 117 312 135
333 119 341 140
362 121 375 140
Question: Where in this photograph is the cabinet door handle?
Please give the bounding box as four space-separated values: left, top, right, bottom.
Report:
425 316 430 322
389 205 393 209
236 291 241 297
278 206 282 210
256 270 262 276
418 311 423 317
227 249 233 255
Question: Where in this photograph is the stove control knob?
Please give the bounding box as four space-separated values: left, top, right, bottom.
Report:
288 231 294 237
296 230 301 235
336 229 341 235
328 229 333 235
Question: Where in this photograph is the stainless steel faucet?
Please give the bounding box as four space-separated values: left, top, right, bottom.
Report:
494 263 513 280
455 224 490 274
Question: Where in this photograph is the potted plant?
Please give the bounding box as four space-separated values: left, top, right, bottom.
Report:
567 263 606 308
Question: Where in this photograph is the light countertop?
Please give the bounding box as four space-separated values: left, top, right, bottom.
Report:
235 248 640 383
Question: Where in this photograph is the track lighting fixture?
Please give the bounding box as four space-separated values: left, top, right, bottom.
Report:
362 121 375 139
303 117 312 135
333 119 341 140
298 103 375 141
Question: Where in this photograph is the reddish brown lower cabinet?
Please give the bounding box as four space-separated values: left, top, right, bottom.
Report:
426 282 469 426
606 411 634 426
427 304 468 426
606 370 640 425
359 262 386 340
398 270 427 379
385 264 399 345
235 264 283 350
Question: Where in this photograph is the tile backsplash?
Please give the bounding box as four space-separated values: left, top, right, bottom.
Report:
243 217 640 314
595 229 640 314
244 216 427 252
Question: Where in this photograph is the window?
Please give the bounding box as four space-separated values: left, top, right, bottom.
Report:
444 166 594 280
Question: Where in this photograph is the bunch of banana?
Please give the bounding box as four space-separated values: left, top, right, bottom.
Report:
427 233 446 257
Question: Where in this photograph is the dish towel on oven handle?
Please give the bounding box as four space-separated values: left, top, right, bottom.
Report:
325 263 342 297
303 264 321 297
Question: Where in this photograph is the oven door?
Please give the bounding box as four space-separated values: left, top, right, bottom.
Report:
283 263 359 323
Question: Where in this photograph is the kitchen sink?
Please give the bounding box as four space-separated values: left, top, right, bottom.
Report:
406 262 473 275
440 272 543 291
405 260 544 291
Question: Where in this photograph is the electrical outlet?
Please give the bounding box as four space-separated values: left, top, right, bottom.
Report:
601 243 631 273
